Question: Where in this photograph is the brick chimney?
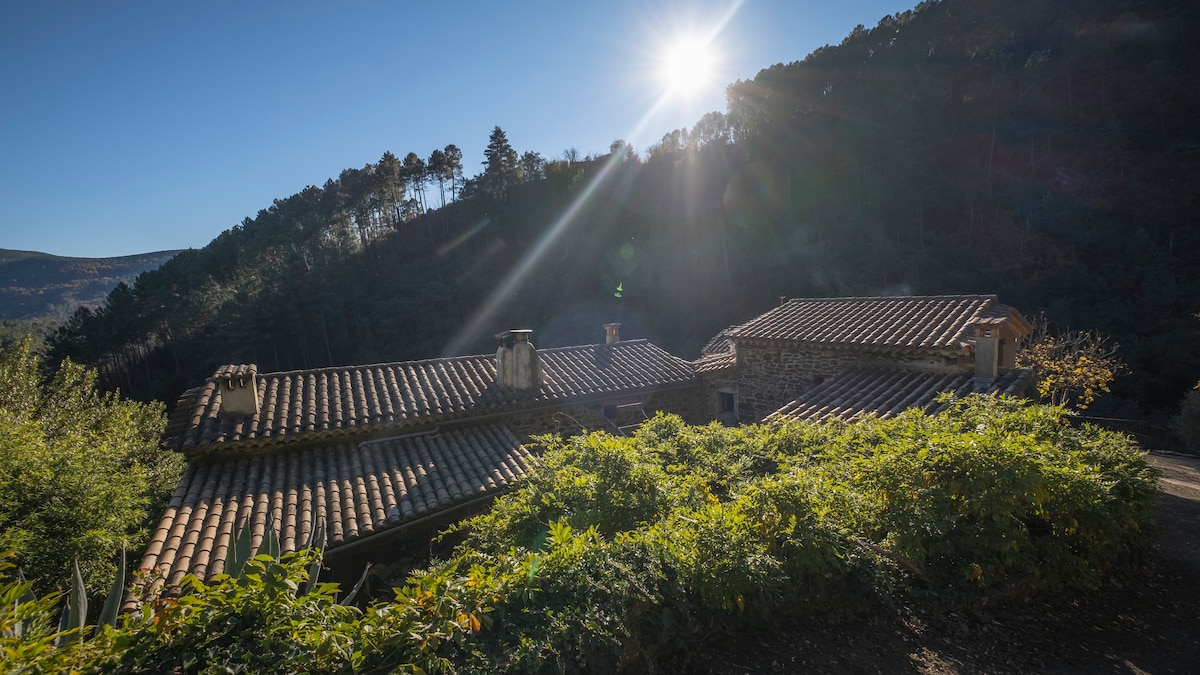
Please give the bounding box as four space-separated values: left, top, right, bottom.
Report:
603 323 621 344
495 330 542 390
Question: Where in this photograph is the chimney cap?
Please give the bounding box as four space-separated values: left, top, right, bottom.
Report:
603 323 622 344
495 329 533 345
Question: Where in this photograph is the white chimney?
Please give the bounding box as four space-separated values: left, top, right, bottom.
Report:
495 330 542 390
973 321 1002 381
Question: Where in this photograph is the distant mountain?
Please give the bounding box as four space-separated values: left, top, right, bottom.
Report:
0 249 182 320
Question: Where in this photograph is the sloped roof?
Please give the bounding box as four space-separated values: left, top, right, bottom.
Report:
769 366 1034 422
694 351 737 374
139 424 532 590
165 340 697 453
700 325 739 356
727 295 1024 352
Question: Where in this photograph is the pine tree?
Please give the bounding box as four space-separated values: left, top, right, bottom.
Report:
481 126 519 200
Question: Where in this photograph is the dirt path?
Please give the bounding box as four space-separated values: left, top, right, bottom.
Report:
685 452 1200 674
1150 452 1200 583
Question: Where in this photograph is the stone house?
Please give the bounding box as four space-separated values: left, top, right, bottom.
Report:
694 295 1033 423
138 295 1032 596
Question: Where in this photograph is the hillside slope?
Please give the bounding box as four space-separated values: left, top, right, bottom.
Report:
46 0 1200 416
0 249 181 320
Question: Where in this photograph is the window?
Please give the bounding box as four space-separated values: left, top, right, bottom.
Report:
718 389 738 425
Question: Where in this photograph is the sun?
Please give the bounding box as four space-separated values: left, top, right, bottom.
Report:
658 35 716 96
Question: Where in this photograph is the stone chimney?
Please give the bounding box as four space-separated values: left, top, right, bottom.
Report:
216 364 259 416
603 323 621 344
495 330 543 390
972 320 1005 381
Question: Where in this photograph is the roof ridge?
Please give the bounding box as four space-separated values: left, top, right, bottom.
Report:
215 339 660 380
784 294 998 303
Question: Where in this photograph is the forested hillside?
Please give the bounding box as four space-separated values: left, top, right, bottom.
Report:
0 249 180 320
48 0 1200 416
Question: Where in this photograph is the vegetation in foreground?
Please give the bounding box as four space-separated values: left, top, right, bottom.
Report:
1 396 1156 673
0 340 182 597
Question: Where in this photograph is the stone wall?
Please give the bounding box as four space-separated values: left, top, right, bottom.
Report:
704 343 966 423
502 384 707 440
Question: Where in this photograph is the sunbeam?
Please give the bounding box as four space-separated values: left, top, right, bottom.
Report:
442 2 745 357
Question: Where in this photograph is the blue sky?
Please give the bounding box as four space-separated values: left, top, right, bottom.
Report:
1 0 918 258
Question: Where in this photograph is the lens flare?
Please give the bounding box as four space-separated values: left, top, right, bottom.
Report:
441 2 746 357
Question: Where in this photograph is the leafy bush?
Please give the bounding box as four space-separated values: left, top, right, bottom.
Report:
0 553 93 674
0 396 1157 673
95 551 363 674
817 396 1157 596
0 340 184 597
433 398 1154 668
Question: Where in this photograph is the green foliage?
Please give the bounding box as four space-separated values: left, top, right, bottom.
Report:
0 248 178 323
97 551 363 674
0 398 1157 672
1 554 92 674
815 396 1157 595
430 399 1154 669
481 126 520 201
0 340 184 597
0 321 56 359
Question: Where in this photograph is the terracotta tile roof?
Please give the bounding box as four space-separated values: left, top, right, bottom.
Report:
694 351 737 374
139 424 532 590
769 366 1034 422
700 325 739 356
727 295 1023 352
212 363 257 385
164 340 697 453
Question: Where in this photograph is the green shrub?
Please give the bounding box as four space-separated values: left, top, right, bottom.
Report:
0 554 95 674
0 396 1158 673
818 396 1156 596
0 340 184 597
95 551 363 674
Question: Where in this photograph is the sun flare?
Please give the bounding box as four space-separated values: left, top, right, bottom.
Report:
658 35 716 96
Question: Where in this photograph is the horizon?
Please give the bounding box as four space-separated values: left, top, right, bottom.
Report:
1 0 917 259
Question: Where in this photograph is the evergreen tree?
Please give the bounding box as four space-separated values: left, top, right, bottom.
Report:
481 126 519 200
377 151 406 226
427 148 449 208
520 151 545 182
443 144 464 201
402 152 428 212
